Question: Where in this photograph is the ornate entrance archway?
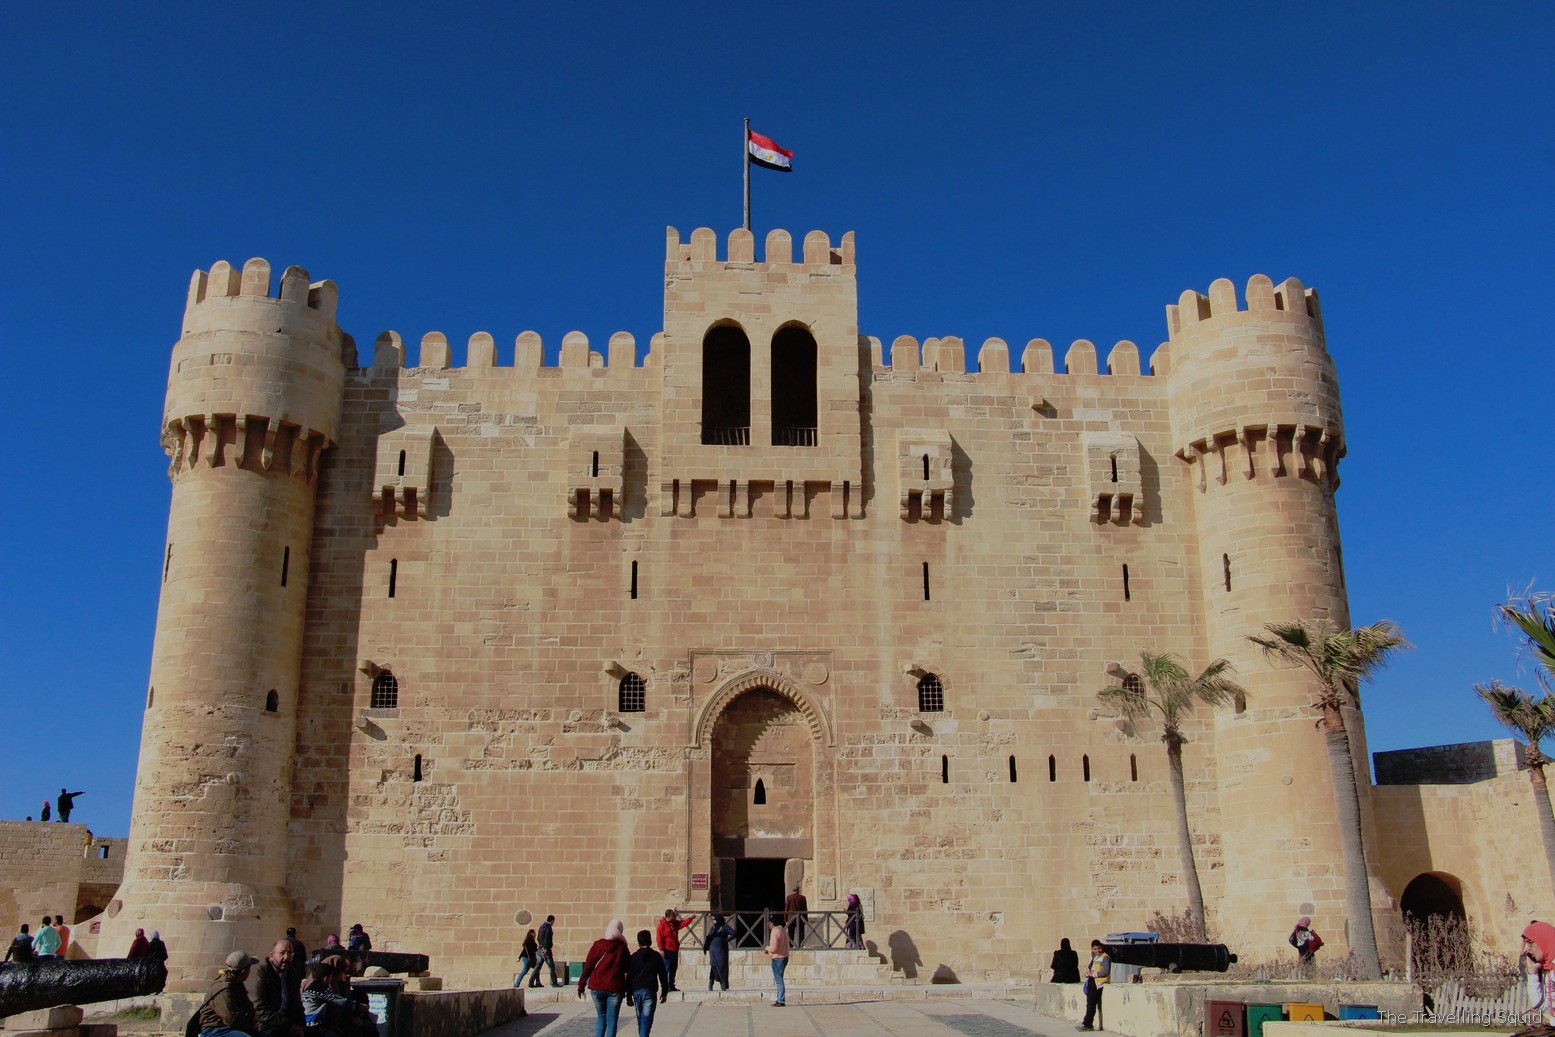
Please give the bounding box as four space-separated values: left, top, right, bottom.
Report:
684 668 836 913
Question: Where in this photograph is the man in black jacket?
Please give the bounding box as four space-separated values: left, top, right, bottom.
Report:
537 916 562 987
245 940 304 1037
626 931 671 1036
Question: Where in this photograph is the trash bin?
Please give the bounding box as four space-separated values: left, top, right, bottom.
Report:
1105 931 1158 984
1285 1002 1324 1021
1205 999 1246 1037
1338 1004 1380 1020
567 961 583 983
1246 1003 1282 1037
353 978 404 1037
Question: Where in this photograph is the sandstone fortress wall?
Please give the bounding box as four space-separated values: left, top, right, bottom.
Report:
75 228 1542 990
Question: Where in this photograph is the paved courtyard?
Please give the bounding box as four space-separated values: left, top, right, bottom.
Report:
486 997 1077 1037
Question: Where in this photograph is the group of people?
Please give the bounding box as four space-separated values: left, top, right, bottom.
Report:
4 915 87 963
1046 915 1326 1031
193 925 375 1037
24 789 84 823
562 888 865 1037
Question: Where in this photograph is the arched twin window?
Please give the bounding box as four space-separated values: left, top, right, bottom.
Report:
618 672 646 713
700 322 817 446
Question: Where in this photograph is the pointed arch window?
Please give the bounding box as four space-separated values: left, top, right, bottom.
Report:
701 323 751 445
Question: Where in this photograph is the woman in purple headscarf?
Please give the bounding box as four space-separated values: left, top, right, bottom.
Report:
845 894 865 950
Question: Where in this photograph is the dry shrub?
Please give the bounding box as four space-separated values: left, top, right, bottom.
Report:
1145 908 1208 944
1406 912 1519 997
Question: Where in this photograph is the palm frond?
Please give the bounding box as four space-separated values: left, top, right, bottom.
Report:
1476 680 1555 748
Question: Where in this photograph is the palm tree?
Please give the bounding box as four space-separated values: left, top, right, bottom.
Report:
1475 681 1555 890
1479 589 1555 890
1099 652 1246 941
1248 619 1411 981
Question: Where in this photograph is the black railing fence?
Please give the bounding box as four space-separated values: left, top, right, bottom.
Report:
675 910 860 951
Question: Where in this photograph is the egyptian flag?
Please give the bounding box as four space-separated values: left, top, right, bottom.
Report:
748 130 793 172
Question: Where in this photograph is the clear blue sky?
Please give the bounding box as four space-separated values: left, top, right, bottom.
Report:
3 3 1551 834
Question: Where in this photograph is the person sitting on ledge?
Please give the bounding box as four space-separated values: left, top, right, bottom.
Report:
198 951 259 1037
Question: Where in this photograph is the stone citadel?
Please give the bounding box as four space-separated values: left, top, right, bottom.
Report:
59 226 1540 990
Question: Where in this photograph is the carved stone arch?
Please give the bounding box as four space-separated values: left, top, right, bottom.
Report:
694 669 834 748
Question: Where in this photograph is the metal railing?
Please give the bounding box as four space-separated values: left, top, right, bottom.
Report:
701 426 750 446
676 910 861 951
772 426 817 447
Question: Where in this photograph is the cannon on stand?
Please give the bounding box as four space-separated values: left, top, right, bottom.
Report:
1103 942 1238 975
342 951 428 976
0 957 168 1020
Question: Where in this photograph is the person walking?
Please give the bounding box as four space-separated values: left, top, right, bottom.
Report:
626 930 670 1037
705 914 734 992
1077 939 1110 1031
764 917 790 1007
55 916 71 958
537 915 562 987
783 885 808 947
198 951 260 1037
654 909 694 993
844 894 865 950
128 928 150 958
577 920 630 1037
1289 916 1322 971
514 929 540 988
147 931 169 964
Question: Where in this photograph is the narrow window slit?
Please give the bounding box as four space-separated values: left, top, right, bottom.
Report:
1009 755 1018 783
265 689 279 712
1082 754 1091 782
1130 753 1138 781
630 560 638 600
388 559 398 598
922 454 930 480
1223 553 1232 592
412 754 422 782
1122 564 1131 601
1048 755 1057 782
281 546 290 587
753 778 766 805
941 754 949 784
591 451 599 478
922 562 931 601
397 450 406 476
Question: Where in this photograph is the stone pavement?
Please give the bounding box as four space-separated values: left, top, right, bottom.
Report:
485 996 1078 1036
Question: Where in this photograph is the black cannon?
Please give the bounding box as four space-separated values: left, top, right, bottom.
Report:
345 950 428 975
1104 942 1237 973
0 957 168 1018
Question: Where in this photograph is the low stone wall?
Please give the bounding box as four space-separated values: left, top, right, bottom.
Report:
1032 979 1418 1037
399 988 524 1037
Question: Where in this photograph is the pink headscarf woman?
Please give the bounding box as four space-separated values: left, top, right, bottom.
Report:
1523 921 1555 1024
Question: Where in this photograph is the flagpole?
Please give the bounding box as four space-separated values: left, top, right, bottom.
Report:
743 117 751 232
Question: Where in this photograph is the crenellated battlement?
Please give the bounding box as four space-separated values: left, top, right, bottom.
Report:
1165 274 1322 342
367 329 660 370
665 226 855 267
184 257 339 323
880 335 1151 378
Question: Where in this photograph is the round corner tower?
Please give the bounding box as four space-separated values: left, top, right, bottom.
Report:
104 258 346 988
1161 274 1367 958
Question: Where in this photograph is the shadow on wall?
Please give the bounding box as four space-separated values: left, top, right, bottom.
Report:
886 930 922 980
1138 445 1163 527
950 437 974 523
621 431 648 523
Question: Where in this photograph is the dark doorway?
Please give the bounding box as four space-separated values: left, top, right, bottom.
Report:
733 858 786 947
702 324 751 445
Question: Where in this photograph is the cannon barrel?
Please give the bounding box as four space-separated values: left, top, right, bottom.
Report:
346 951 428 975
0 958 168 1018
1104 942 1237 973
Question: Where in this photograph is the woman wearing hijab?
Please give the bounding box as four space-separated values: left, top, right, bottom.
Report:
1288 917 1322 968
705 914 734 991
1050 937 1081 983
515 929 540 988
1523 921 1555 1025
127 928 149 958
577 920 630 1037
146 930 169 964
844 894 865 950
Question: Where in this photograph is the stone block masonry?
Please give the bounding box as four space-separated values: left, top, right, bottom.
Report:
96 226 1527 993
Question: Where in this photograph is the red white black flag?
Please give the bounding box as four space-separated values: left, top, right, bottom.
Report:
747 130 793 172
